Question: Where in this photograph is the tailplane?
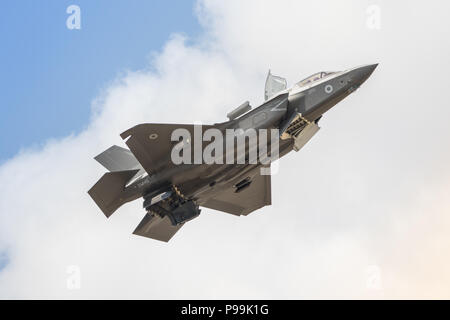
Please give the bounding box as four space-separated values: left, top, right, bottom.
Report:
88 169 139 218
95 145 143 173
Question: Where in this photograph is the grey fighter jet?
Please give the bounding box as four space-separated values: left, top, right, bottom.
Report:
88 64 377 242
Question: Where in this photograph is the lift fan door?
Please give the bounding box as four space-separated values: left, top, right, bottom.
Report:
264 70 287 101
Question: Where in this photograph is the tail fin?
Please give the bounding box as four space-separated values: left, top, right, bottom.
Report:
88 169 139 217
94 145 142 172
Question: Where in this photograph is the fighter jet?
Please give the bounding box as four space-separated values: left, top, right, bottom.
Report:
88 64 377 242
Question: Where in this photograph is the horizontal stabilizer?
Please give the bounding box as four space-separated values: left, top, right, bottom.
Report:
88 169 139 218
95 145 143 172
133 213 183 242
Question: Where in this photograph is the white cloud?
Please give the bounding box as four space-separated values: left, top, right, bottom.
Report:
1 0 450 298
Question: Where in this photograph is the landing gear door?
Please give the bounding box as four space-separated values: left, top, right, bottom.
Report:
264 70 287 101
293 122 320 152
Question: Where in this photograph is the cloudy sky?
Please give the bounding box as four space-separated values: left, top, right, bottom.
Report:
1 0 450 299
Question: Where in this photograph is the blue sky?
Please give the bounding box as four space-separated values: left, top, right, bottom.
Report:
0 0 200 162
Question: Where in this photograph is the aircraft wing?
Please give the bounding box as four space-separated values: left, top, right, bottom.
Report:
200 167 271 216
121 123 215 175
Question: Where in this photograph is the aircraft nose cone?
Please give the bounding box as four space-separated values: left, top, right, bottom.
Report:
352 63 378 85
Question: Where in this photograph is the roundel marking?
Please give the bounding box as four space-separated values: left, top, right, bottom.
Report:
324 84 333 94
149 133 158 140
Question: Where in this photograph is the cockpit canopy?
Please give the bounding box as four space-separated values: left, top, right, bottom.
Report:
263 70 337 101
296 71 335 87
